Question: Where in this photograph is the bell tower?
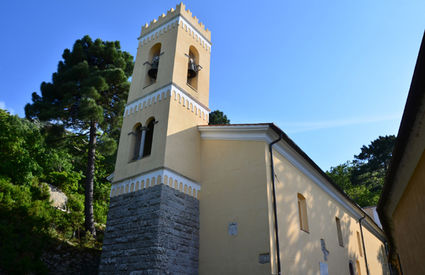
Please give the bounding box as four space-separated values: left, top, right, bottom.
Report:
99 3 211 274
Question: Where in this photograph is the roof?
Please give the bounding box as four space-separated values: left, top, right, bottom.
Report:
377 32 425 213
199 122 385 237
376 31 425 257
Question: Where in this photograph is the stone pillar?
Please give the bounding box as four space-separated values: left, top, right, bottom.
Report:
99 184 199 274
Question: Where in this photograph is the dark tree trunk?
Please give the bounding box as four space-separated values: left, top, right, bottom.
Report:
84 121 97 237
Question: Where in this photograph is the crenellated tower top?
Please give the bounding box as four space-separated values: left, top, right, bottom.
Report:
139 3 211 42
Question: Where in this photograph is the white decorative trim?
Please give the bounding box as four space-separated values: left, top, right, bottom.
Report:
138 15 211 50
124 85 171 117
198 125 386 241
199 125 273 143
124 84 210 122
110 168 201 199
178 16 211 50
172 85 209 122
139 16 179 45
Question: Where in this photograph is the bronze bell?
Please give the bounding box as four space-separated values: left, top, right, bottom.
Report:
148 55 159 79
187 58 198 79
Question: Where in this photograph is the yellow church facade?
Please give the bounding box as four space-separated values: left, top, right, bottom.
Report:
100 4 390 275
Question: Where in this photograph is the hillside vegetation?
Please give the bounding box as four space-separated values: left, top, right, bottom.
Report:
0 35 133 274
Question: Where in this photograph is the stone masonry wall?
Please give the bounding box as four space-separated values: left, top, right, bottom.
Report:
99 184 199 274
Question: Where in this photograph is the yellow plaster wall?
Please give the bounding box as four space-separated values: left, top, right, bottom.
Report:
129 2 211 107
392 149 425 275
163 90 208 182
127 24 178 103
172 20 211 107
270 148 389 275
362 222 390 275
113 95 170 182
199 140 271 275
116 3 211 184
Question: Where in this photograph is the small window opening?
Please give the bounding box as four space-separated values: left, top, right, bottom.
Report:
357 231 363 257
187 46 201 90
143 118 155 157
297 193 309 232
349 261 355 275
145 43 161 87
336 217 344 247
131 123 143 161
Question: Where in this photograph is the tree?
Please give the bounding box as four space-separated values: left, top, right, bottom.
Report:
0 109 43 184
326 135 396 207
25 36 134 236
209 110 230 125
352 135 396 184
327 163 376 207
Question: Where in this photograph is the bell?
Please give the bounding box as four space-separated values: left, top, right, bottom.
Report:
148 55 159 79
187 59 198 79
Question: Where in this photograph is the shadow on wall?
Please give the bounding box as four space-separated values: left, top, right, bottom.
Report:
273 157 361 275
163 125 201 168
377 244 390 275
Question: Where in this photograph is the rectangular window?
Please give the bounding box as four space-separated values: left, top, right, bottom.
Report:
335 217 343 246
297 193 309 232
357 231 363 257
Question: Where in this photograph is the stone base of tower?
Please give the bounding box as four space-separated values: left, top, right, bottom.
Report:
99 184 199 274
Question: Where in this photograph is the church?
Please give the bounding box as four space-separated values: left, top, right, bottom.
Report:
99 4 390 275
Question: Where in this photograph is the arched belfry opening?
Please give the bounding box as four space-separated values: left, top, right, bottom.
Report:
129 118 156 161
187 46 201 90
143 117 155 157
131 123 143 161
145 43 161 87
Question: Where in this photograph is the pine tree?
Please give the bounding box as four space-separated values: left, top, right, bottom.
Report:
25 36 134 236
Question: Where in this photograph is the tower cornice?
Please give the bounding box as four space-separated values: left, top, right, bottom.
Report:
138 3 211 49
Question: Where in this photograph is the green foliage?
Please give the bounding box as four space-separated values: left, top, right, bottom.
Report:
25 35 133 142
0 109 111 273
0 177 51 274
0 109 43 184
208 110 230 125
0 35 132 273
327 135 396 207
25 35 133 235
351 135 396 192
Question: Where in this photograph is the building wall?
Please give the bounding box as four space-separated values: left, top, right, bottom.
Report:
163 90 207 182
113 94 170 183
99 184 199 274
392 149 425 275
127 22 178 104
270 148 389 275
114 4 211 184
171 17 211 107
199 140 271 275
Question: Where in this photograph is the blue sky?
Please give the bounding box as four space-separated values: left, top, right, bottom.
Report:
1 1 424 171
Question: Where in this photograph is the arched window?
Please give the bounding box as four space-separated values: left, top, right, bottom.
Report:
297 193 309 232
357 231 363 257
145 43 161 87
336 217 344 246
131 123 143 161
143 118 155 157
187 46 200 90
